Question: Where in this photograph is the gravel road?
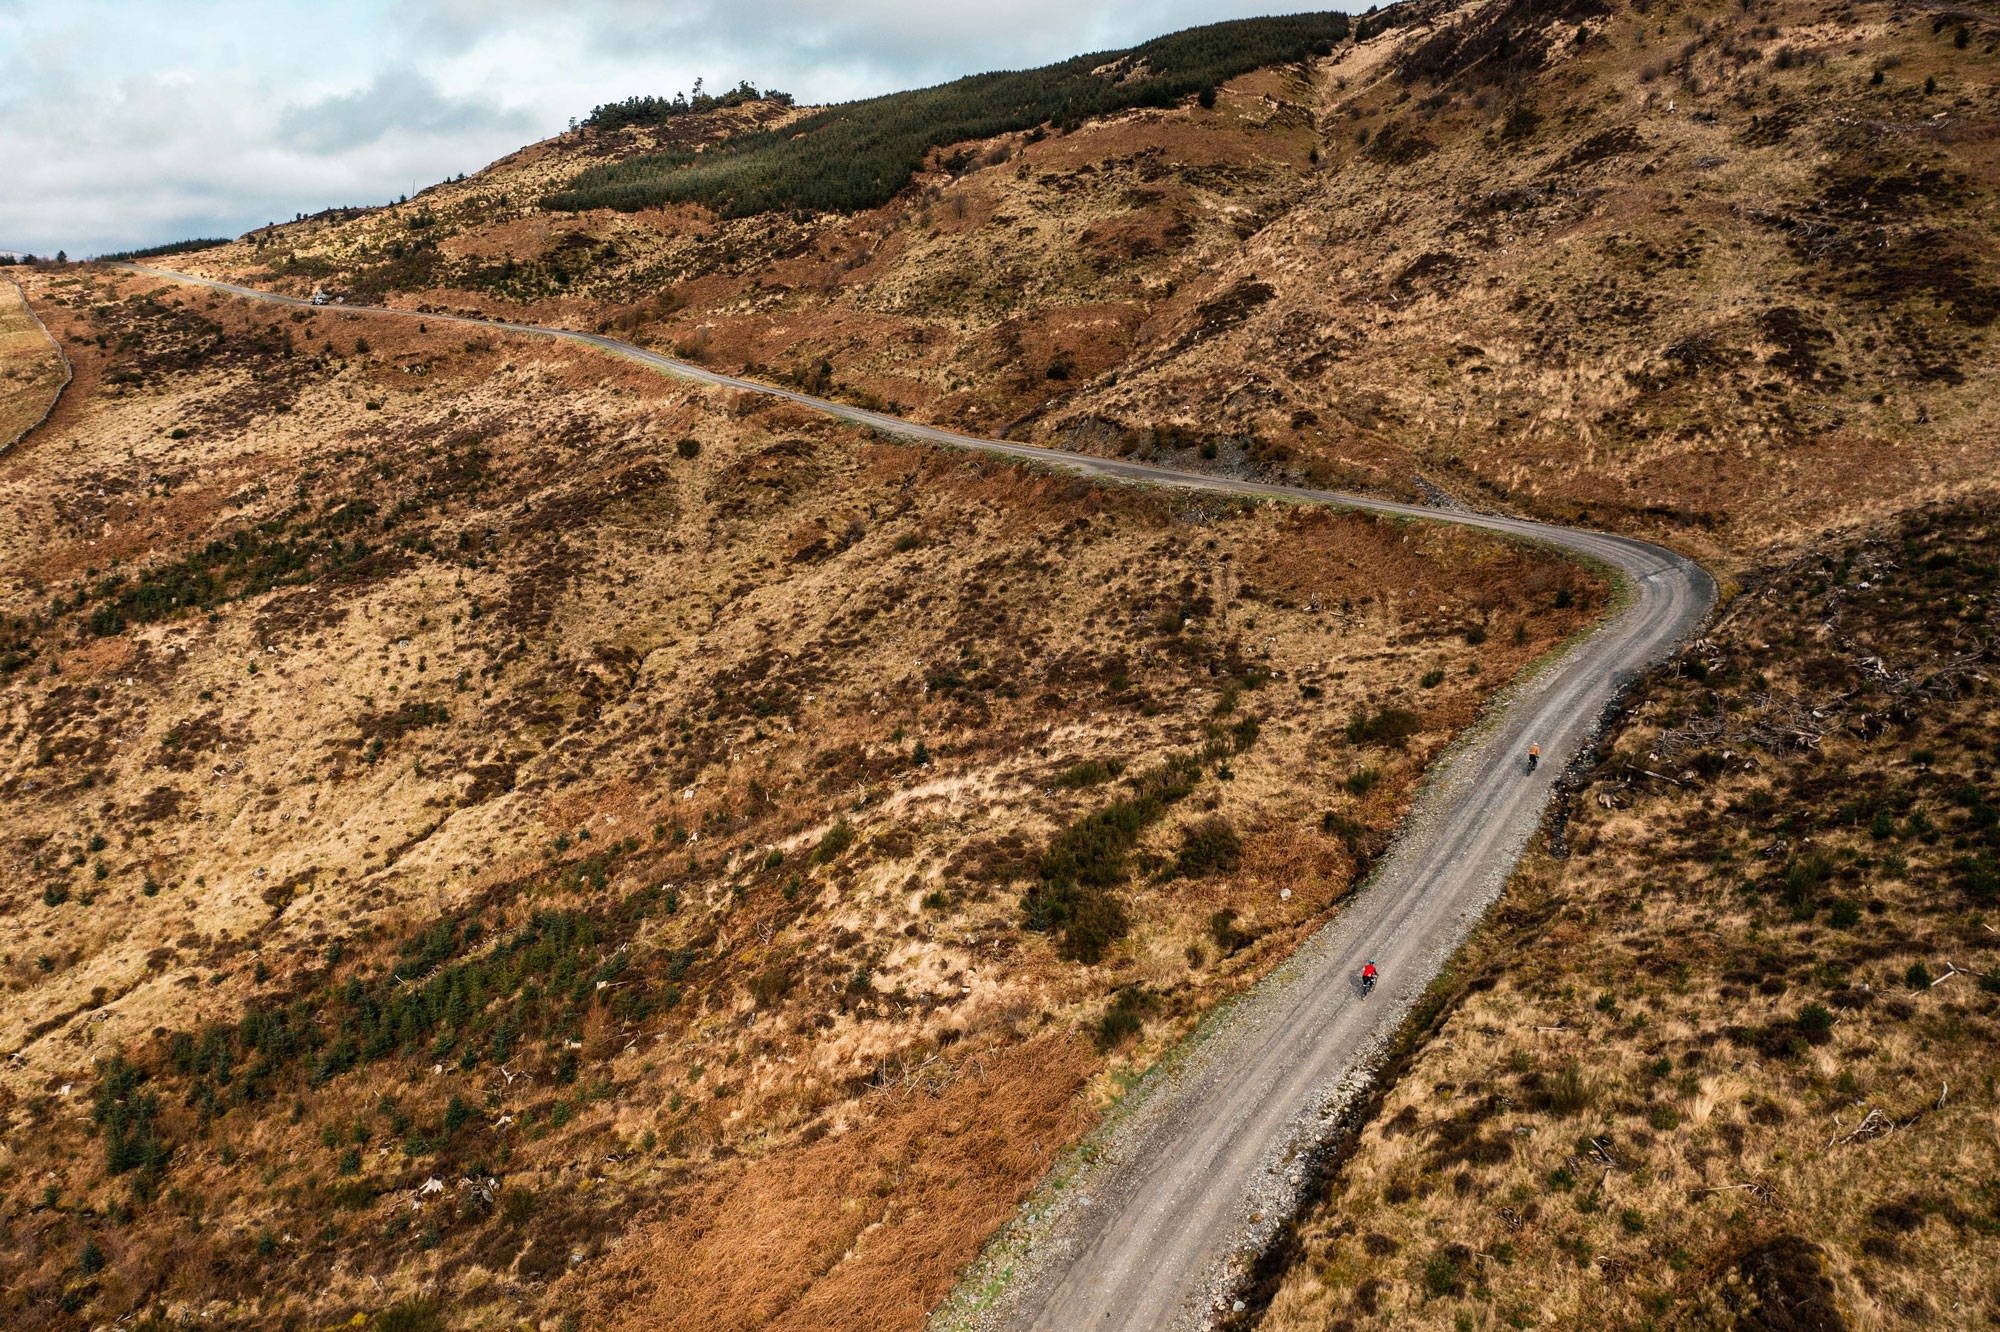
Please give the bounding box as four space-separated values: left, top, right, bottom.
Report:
119 264 1717 1330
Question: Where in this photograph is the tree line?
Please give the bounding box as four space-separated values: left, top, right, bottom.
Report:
94 237 230 263
579 78 794 131
544 10 1386 218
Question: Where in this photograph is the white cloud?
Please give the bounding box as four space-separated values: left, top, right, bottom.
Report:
279 68 532 154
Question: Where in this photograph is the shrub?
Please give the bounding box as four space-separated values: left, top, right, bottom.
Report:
373 1298 445 1332
1023 881 1129 964
1419 668 1445 688
1956 853 1998 901
1025 754 1204 962
1905 962 1932 989
748 965 794 1005
1797 1001 1835 1042
1346 766 1383 797
1778 851 1835 911
1208 907 1254 953
1320 812 1373 855
94 1055 170 1195
1038 758 1199 888
61 497 388 638
675 438 701 459
78 1239 106 1275
1498 103 1541 141
812 821 856 864
1346 707 1421 747
1422 1246 1465 1298
1055 759 1122 789
1175 816 1242 877
1095 987 1151 1050
1544 1059 1593 1116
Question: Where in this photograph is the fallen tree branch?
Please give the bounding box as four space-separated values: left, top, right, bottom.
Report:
1830 1106 1890 1146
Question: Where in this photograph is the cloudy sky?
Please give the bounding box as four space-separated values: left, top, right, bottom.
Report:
1 0 1333 258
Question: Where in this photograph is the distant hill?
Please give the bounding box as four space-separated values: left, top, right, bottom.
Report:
94 237 229 263
168 0 2000 568
545 12 1368 216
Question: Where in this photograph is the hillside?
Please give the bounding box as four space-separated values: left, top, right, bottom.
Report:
170 0 2000 565
1258 496 2000 1330
0 276 66 450
9 0 2000 1328
0 265 1592 1330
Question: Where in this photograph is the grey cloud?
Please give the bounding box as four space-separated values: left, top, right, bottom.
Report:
279 67 532 153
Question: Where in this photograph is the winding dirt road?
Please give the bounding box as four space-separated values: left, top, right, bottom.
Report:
116 264 1715 1330
0 271 73 455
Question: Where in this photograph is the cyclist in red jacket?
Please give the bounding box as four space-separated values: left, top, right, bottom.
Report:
1360 959 1378 995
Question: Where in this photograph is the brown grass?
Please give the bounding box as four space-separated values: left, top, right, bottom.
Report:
168 0 2000 570
1260 495 2000 1330
0 276 66 449
0 269 1595 1330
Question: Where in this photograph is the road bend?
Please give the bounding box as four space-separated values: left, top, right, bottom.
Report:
118 263 1716 1329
